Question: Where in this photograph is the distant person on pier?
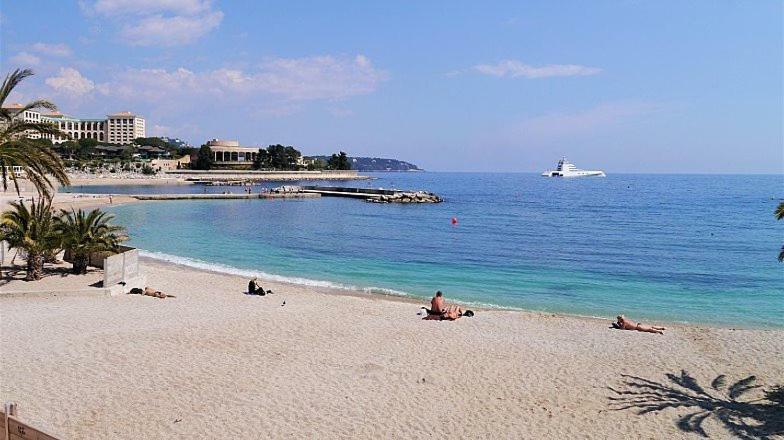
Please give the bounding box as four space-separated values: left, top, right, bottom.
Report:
614 315 666 334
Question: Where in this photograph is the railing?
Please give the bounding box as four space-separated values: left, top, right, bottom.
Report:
2 403 61 440
299 186 400 195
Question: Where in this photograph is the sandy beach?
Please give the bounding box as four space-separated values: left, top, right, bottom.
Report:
1 254 782 439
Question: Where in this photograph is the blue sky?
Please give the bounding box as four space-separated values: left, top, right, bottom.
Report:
1 1 781 173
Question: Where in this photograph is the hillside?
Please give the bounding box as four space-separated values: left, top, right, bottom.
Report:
310 156 422 171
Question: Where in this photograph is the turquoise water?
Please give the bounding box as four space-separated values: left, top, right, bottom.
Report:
71 173 784 328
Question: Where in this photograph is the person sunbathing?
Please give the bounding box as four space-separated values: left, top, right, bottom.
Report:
614 315 665 334
143 287 175 298
423 291 473 320
128 287 175 298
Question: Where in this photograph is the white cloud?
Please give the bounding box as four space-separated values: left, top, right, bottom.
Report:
45 68 97 96
10 52 41 66
104 55 387 102
474 60 602 79
120 11 224 46
82 0 222 46
92 0 212 16
30 43 72 57
251 55 387 100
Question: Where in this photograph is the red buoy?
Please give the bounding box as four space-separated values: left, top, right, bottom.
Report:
451 217 458 225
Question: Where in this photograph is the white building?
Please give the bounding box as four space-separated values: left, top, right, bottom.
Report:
41 112 107 143
206 139 260 165
107 112 145 144
0 105 146 145
1 103 43 139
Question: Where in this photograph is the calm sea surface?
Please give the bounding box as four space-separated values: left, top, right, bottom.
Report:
65 173 784 328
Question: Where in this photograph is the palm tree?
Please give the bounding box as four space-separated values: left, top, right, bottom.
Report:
776 201 784 262
0 200 59 280
56 208 125 274
0 68 70 198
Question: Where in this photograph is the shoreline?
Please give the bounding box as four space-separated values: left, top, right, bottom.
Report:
140 254 774 332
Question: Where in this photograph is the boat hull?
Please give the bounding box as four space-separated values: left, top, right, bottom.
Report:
541 171 606 177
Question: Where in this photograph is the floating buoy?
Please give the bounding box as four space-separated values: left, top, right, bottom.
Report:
451 217 458 225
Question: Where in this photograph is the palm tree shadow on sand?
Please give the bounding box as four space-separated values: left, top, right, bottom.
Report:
608 370 783 439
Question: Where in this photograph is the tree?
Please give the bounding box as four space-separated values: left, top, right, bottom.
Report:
78 137 98 150
133 137 167 149
254 145 301 170
55 208 125 275
327 151 351 170
253 148 269 170
777 202 784 262
0 200 59 280
0 68 70 197
193 144 213 170
57 140 81 160
306 158 326 171
120 146 135 161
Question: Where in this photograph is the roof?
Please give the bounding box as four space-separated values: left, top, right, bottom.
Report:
137 145 166 152
95 145 126 152
107 111 143 118
2 103 24 109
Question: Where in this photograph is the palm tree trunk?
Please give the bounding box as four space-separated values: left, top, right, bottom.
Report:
72 254 89 275
25 252 43 281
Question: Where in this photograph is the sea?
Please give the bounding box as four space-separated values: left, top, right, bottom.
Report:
64 173 784 328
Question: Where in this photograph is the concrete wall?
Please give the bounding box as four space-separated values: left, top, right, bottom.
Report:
164 170 363 180
103 248 140 287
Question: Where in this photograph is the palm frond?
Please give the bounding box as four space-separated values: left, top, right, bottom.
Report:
0 68 69 198
0 68 34 113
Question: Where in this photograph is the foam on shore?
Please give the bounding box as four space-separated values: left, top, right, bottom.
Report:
139 250 412 298
139 250 604 318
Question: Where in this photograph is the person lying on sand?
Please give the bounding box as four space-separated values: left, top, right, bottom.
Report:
613 315 665 334
128 287 175 299
422 291 474 320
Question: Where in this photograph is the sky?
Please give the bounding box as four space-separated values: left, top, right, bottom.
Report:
0 0 781 173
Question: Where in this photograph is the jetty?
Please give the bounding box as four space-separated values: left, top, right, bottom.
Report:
295 186 442 203
123 186 442 203
130 193 320 201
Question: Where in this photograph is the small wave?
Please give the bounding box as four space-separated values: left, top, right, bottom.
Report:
138 250 411 298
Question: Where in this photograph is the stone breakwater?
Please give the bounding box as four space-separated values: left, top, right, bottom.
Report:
277 185 443 203
368 191 443 203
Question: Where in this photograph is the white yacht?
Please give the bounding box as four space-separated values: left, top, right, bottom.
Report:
541 158 605 177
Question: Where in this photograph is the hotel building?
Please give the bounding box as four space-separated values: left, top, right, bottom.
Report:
1 103 43 139
0 104 145 145
106 112 146 144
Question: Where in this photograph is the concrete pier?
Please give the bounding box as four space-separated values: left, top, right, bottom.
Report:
296 186 442 203
130 193 320 201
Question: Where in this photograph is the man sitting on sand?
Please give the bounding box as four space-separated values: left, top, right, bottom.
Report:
614 315 666 334
247 278 273 296
430 291 446 315
424 291 471 320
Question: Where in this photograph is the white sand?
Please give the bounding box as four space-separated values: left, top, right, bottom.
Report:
1 257 782 439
